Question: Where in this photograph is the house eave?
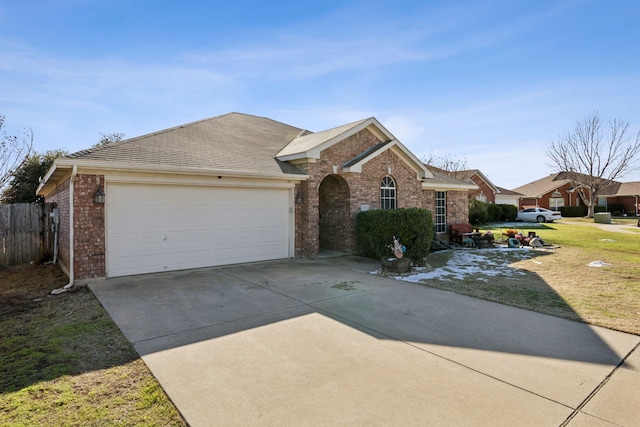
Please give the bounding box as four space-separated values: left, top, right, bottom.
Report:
37 158 308 197
422 181 478 191
472 170 500 194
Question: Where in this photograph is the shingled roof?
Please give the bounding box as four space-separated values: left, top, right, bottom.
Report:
65 112 307 176
512 172 633 198
276 118 370 159
512 173 572 198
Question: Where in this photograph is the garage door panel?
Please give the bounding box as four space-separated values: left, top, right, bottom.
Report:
106 184 292 277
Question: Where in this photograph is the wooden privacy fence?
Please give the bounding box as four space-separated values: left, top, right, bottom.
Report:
0 203 55 266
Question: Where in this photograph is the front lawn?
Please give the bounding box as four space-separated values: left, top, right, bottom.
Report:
413 220 640 335
0 264 187 426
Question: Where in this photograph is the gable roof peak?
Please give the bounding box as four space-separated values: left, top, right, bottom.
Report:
276 117 376 160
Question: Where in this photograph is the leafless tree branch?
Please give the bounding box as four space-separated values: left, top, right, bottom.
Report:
546 111 640 217
0 115 34 189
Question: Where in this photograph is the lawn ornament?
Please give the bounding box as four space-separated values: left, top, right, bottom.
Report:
382 236 410 273
507 237 521 248
389 236 406 259
529 237 544 248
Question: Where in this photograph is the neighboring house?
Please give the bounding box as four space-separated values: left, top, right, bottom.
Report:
513 173 588 210
456 169 499 204
425 167 493 203
495 187 522 207
597 181 640 215
512 172 640 215
37 112 475 282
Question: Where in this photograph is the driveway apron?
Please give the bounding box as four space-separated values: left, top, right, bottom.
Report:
90 256 640 426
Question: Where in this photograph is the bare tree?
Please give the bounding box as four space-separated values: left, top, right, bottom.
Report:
0 115 34 190
547 111 640 217
423 151 468 178
93 132 125 148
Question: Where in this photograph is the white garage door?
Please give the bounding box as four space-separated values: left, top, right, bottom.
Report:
106 183 292 277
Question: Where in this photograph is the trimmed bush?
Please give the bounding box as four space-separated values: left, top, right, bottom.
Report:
469 199 489 225
356 208 434 264
497 204 518 221
561 206 587 217
487 203 503 222
608 203 625 215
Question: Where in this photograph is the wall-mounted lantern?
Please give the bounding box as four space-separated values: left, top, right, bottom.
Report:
295 192 304 205
94 187 106 204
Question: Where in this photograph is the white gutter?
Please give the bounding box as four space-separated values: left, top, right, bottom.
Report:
52 158 308 181
422 182 478 191
52 164 76 294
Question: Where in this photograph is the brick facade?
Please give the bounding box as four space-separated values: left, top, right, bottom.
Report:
46 174 105 280
605 195 639 215
446 191 470 225
294 128 466 257
45 177 71 277
73 174 105 279
520 181 575 209
54 129 471 279
469 175 496 204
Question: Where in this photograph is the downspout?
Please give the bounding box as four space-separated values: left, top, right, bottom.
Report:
635 195 639 216
52 165 76 294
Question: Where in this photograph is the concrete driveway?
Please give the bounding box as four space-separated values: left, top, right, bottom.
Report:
90 256 640 426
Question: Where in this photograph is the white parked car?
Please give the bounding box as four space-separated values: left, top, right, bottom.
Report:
516 207 562 223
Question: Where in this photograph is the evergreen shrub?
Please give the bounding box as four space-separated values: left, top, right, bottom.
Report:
561 206 588 217
356 208 434 264
469 199 489 225
487 203 503 222
498 204 518 221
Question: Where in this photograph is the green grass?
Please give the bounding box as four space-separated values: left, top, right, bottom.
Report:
424 220 640 335
0 269 186 427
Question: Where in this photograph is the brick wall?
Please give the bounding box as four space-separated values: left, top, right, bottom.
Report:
73 174 106 279
295 128 425 256
447 191 470 224
45 178 71 277
606 196 638 214
469 175 495 203
520 181 574 209
422 188 470 238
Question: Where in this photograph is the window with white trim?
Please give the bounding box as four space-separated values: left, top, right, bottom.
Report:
380 176 396 210
550 197 564 209
435 191 446 233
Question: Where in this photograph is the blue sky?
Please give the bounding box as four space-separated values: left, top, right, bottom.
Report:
1 0 640 188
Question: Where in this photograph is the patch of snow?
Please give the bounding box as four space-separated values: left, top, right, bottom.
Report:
587 261 612 267
493 222 547 228
396 248 533 283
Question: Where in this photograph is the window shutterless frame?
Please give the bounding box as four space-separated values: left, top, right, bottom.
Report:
380 176 396 210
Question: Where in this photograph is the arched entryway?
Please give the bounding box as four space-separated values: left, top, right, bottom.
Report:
318 174 350 252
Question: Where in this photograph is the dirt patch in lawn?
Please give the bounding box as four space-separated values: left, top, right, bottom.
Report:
0 263 68 316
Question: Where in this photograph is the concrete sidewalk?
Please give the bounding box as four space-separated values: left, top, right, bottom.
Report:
90 256 640 426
